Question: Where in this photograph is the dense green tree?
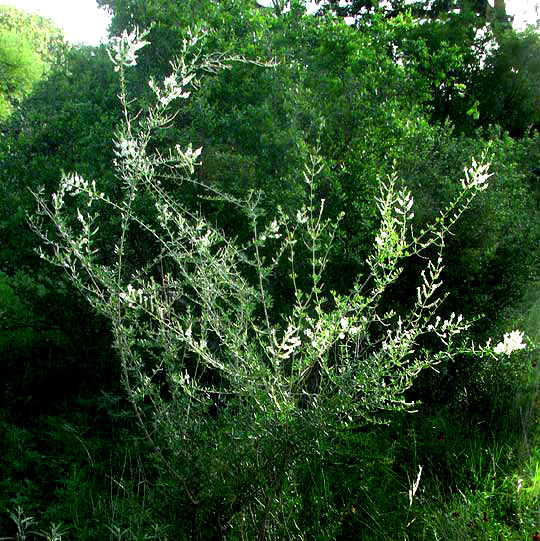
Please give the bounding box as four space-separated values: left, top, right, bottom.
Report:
0 5 67 121
0 44 119 265
0 44 121 421
0 0 534 411
29 0 540 324
0 28 44 121
0 5 66 67
475 27 540 135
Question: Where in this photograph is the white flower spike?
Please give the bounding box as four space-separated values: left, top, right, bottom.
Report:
108 27 150 72
494 330 526 356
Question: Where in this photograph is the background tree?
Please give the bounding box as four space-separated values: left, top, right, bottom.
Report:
0 28 44 121
475 27 540 135
0 43 121 423
0 5 67 122
0 5 66 67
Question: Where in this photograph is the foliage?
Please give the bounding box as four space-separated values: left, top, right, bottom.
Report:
29 28 522 537
0 44 118 250
379 9 490 131
0 5 68 122
0 0 539 538
0 5 66 67
0 43 121 427
87 3 540 321
321 0 512 29
476 27 540 136
0 28 44 122
0 399 166 539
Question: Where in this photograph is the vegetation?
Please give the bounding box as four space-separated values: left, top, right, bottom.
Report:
1 1 540 539
0 5 66 121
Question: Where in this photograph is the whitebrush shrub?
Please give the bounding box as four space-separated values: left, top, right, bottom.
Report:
29 28 526 537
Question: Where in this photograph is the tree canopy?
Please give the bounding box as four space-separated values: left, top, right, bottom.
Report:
0 5 66 121
0 5 66 67
0 28 44 121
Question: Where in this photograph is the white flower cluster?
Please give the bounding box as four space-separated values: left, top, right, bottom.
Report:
53 173 104 209
271 325 302 360
395 189 414 220
197 230 212 249
119 284 148 308
175 143 202 162
382 316 415 354
108 27 150 72
115 138 139 159
149 73 194 107
268 219 281 238
174 143 202 174
296 208 308 225
260 219 281 242
462 157 491 191
373 182 414 251
61 173 91 194
494 330 527 356
374 230 389 248
337 316 362 340
300 315 363 358
427 312 466 338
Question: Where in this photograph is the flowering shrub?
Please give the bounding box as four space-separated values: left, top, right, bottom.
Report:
29 29 526 537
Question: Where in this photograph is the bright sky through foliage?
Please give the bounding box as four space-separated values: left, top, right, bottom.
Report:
0 0 111 45
506 0 539 28
261 0 539 29
0 0 538 46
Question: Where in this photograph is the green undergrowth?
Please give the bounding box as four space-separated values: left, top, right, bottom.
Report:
1 356 539 539
0 396 169 539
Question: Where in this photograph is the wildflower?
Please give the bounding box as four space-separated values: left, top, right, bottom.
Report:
108 27 150 72
462 158 491 191
296 208 308 224
268 219 281 239
149 74 192 107
338 316 349 339
116 138 138 159
375 231 388 247
203 231 212 248
395 190 414 218
119 284 146 307
494 330 526 355
279 334 301 359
